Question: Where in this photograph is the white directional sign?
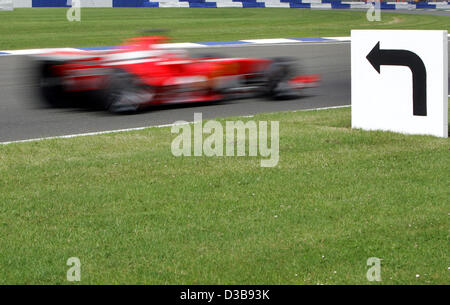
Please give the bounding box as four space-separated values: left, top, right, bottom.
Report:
351 30 448 138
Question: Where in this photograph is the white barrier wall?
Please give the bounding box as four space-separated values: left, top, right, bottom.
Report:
435 1 450 8
262 0 290 8
387 1 413 8
8 0 450 9
302 0 323 3
12 0 31 8
158 0 189 7
311 3 332 9
79 0 112 7
345 2 371 9
0 0 13 10
215 0 243 8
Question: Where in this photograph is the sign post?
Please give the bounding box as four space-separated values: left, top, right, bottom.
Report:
351 30 448 138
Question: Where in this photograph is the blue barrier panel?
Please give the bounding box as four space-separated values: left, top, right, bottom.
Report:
32 0 70 7
242 2 265 7
189 2 217 7
113 0 146 7
233 0 258 2
290 3 311 8
144 1 160 7
415 2 436 8
320 0 350 6
331 2 350 8
380 2 395 9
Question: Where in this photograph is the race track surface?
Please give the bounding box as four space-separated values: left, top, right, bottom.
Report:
0 40 448 142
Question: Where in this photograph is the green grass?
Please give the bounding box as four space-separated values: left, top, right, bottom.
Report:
0 8 449 49
0 107 448 284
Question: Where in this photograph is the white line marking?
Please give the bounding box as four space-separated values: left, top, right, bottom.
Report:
241 38 300 44
195 41 350 49
0 122 189 145
157 42 207 49
0 105 351 145
292 105 350 112
322 37 351 41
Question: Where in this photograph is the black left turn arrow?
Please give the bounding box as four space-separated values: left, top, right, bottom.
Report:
366 41 427 116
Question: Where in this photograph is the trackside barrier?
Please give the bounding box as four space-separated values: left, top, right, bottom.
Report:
0 0 13 10
10 0 450 9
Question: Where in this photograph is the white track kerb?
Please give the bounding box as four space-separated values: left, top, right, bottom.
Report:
2 35 449 55
0 37 351 56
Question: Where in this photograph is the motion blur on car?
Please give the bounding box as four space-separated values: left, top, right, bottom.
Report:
33 34 320 113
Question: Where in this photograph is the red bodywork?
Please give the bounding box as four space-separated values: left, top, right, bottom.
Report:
36 36 320 110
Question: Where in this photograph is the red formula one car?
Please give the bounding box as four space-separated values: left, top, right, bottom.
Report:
34 35 320 113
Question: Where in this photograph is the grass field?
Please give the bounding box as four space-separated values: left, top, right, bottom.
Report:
1 8 450 49
0 7 448 285
0 107 448 284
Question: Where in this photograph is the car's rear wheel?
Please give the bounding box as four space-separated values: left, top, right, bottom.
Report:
38 61 68 108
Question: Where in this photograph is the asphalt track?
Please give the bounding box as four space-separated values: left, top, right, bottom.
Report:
0 40 448 143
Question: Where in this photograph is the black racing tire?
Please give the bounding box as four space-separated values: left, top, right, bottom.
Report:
101 69 152 114
38 61 69 108
265 57 297 99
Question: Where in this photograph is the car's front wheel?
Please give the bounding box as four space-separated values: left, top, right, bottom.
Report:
265 57 298 99
102 69 154 113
